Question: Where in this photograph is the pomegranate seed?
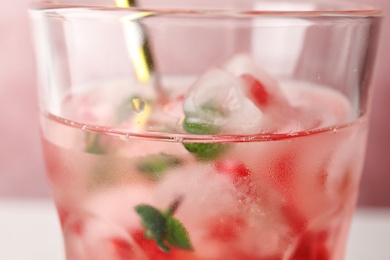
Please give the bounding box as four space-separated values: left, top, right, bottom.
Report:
241 73 270 109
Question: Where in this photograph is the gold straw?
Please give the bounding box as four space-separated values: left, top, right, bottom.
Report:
116 0 158 130
115 0 136 7
116 0 155 84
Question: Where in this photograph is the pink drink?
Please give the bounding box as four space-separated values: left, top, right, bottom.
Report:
30 2 381 259
41 78 367 260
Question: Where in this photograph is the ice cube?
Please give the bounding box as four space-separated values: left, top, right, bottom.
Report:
154 164 238 224
183 68 264 134
223 54 298 131
183 54 301 134
223 53 287 110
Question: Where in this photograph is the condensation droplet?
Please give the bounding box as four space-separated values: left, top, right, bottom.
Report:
242 136 253 142
173 136 183 142
119 132 131 142
130 97 145 114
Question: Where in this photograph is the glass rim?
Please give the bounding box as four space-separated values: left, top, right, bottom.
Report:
30 0 382 18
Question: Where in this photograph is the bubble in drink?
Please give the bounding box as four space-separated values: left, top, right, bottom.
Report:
130 97 146 114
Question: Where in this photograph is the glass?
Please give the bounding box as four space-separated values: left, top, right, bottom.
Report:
30 1 381 259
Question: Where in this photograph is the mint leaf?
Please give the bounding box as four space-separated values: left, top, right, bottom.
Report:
182 119 227 161
183 142 226 161
134 198 193 253
137 154 182 181
183 119 220 135
135 205 170 252
182 100 229 161
166 217 193 250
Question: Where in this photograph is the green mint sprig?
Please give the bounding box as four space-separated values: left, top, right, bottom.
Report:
135 197 193 252
183 141 226 161
182 114 228 161
182 118 220 135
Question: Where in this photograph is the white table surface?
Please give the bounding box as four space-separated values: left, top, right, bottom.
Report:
0 198 389 260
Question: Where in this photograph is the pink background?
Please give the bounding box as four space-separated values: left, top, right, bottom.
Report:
1 0 389 206
0 1 47 197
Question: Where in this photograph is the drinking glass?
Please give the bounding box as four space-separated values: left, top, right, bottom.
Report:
30 1 381 259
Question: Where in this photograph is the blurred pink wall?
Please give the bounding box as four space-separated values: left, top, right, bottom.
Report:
0 1 48 197
1 0 389 206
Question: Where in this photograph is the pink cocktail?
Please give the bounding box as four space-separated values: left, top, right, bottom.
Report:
30 1 381 259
